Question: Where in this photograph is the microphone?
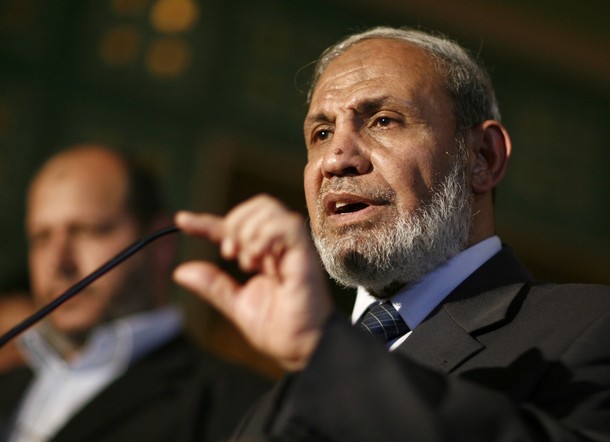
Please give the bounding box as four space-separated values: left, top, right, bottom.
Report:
0 225 180 348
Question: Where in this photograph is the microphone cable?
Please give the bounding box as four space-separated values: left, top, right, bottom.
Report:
0 225 180 348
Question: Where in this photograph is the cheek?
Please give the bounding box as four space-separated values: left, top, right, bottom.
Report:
303 163 321 218
79 244 116 271
375 154 434 212
89 268 127 303
84 254 143 307
104 252 149 304
79 229 140 271
28 253 50 300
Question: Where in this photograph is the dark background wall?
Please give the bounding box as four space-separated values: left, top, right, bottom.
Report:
0 0 608 373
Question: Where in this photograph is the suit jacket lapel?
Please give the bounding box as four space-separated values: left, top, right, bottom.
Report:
395 245 533 373
396 307 483 373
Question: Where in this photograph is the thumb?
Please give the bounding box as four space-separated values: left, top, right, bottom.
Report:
173 261 239 317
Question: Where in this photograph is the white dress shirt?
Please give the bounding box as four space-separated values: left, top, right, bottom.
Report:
10 306 182 442
352 236 502 351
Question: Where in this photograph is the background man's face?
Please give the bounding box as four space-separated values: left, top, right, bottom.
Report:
26 150 149 337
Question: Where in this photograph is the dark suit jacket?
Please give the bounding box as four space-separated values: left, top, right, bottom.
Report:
233 246 610 441
0 335 271 442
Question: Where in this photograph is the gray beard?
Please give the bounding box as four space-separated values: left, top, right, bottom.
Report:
312 149 472 298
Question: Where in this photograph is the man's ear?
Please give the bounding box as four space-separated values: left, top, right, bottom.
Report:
469 120 512 194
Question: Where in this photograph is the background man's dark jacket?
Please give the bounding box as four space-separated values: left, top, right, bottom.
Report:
0 335 270 442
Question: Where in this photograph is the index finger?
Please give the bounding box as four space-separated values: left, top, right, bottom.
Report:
175 211 225 243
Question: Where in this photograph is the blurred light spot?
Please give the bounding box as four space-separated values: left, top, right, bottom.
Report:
150 0 199 33
146 37 191 78
100 25 141 65
111 0 150 16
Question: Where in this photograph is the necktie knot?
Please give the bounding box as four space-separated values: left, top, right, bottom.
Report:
357 301 410 344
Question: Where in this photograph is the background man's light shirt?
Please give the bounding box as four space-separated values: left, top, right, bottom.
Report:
10 306 182 442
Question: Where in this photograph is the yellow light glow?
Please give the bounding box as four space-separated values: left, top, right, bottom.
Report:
150 0 199 33
145 37 191 78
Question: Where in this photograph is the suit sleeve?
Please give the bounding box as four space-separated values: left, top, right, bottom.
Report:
233 312 610 442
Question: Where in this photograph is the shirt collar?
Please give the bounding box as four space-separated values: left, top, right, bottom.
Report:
20 305 183 374
352 236 502 329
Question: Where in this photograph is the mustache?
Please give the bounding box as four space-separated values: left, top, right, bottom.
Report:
318 178 397 205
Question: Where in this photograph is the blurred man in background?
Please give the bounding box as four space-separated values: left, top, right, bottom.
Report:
0 144 269 442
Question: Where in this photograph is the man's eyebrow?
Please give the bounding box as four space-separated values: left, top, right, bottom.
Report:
356 96 417 114
304 112 331 127
304 97 396 126
305 96 418 128
356 96 391 114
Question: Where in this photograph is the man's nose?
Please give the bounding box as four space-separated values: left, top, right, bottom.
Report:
321 129 372 178
52 234 78 279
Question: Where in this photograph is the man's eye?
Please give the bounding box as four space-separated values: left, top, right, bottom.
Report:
29 232 49 248
315 129 331 141
375 116 392 127
75 223 116 238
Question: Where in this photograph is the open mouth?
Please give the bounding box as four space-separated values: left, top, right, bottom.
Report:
324 192 383 217
334 201 370 214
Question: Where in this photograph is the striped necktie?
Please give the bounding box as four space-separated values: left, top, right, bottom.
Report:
357 301 410 343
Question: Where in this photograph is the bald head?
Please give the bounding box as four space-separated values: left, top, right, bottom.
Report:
29 146 130 227
30 145 129 196
29 145 164 232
